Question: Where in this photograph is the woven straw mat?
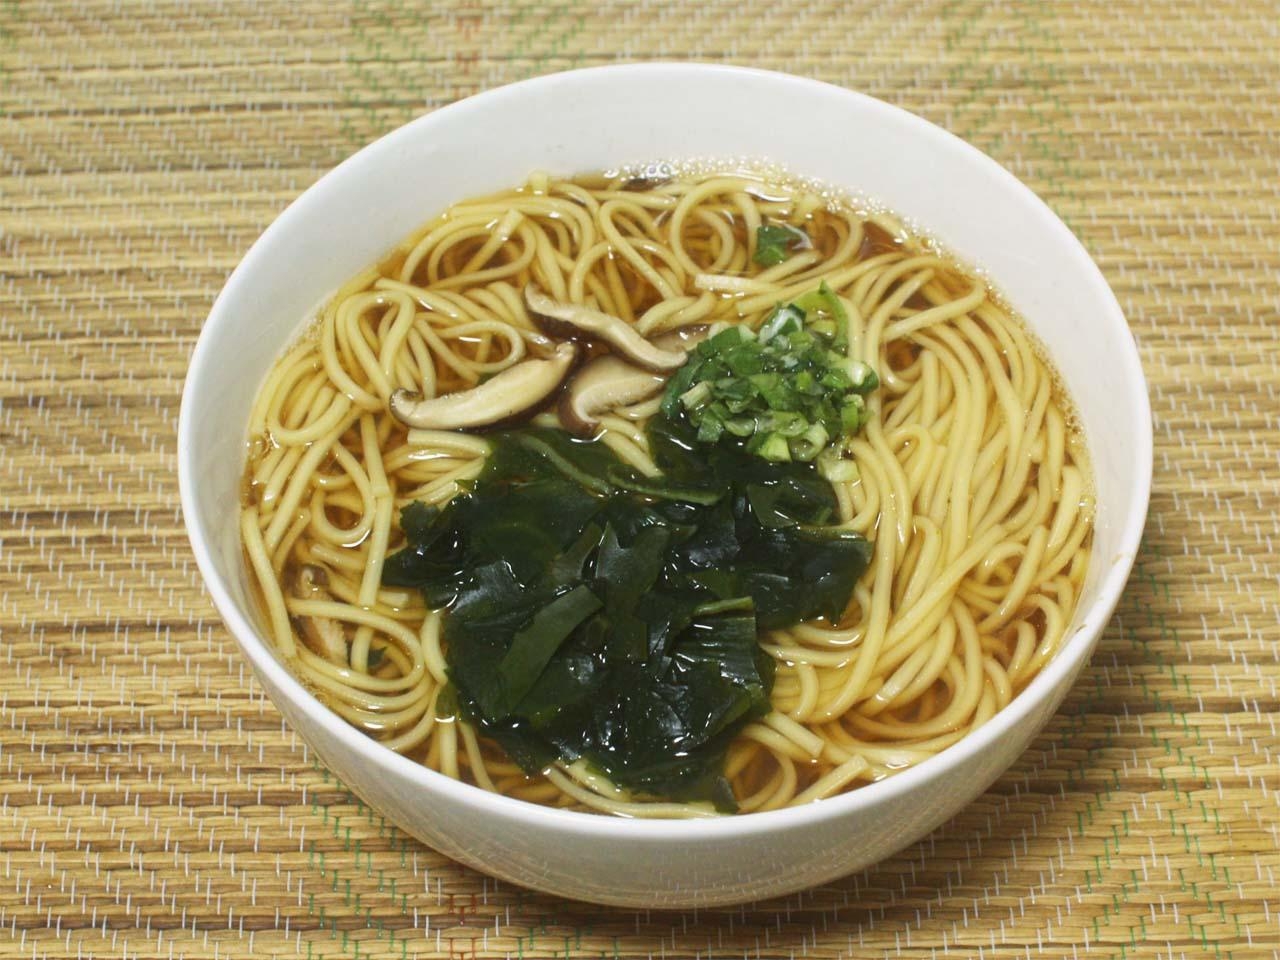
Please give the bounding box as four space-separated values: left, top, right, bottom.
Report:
2 2 1277 958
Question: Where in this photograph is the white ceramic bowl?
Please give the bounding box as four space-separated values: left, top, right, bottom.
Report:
179 63 1151 908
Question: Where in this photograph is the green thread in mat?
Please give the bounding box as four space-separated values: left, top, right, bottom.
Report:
994 6 1248 951
998 4 1240 953
1120 547 1238 958
340 1 592 151
940 1 1006 153
0 0 17 45
300 709 378 923
341 0 399 148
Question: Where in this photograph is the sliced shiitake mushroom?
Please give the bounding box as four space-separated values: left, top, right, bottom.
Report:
559 356 669 438
388 341 578 430
292 565 348 664
524 286 687 373
558 326 710 437
653 325 709 353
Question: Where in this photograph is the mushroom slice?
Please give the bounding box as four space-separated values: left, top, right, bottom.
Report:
558 325 710 437
524 286 687 373
292 566 348 665
389 341 578 430
653 325 709 352
559 355 669 438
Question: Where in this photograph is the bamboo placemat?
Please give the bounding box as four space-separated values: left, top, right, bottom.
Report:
3 2 1278 957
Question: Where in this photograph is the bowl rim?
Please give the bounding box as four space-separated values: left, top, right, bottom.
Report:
178 61 1153 841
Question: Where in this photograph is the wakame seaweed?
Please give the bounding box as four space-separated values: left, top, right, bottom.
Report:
383 419 873 809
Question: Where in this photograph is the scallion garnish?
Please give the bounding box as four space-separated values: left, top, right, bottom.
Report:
753 223 811 267
660 285 879 464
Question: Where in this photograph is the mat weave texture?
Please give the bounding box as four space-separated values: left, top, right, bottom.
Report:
2 2 1278 958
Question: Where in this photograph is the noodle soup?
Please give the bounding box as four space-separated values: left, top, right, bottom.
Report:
241 167 1093 818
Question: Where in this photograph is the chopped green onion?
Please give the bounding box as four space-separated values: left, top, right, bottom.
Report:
659 287 881 467
758 304 804 344
751 433 792 462
795 282 850 352
754 224 810 267
680 380 713 410
846 360 878 390
818 449 860 483
696 411 724 443
790 423 830 462
768 412 808 438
